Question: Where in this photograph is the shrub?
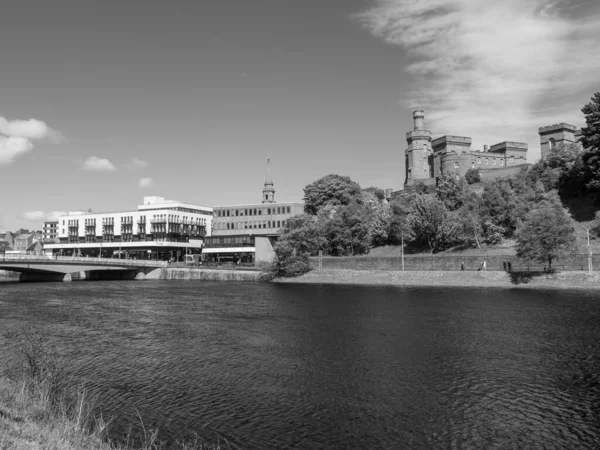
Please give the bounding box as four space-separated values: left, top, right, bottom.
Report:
270 241 312 278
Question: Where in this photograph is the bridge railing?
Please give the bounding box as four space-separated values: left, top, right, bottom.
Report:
0 254 168 268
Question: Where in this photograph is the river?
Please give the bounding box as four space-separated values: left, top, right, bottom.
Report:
1 279 599 449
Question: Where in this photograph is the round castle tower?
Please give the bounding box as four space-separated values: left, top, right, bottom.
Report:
405 110 432 185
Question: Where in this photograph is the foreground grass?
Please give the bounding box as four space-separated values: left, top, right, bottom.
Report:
1 328 229 450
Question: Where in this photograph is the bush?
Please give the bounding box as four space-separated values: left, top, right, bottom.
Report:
270 241 312 278
465 168 481 185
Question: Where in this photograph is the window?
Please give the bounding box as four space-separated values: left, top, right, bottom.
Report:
500 159 504 166
454 161 459 168
493 159 496 165
484 158 488 165
286 207 291 214
549 138 556 149
477 158 481 165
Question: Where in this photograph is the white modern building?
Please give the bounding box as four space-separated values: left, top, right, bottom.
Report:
44 196 213 261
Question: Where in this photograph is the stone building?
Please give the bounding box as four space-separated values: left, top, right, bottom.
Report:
405 111 529 185
538 123 583 160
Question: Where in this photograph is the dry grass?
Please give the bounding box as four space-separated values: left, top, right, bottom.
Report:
1 327 230 450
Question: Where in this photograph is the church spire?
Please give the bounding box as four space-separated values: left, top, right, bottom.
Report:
262 157 275 204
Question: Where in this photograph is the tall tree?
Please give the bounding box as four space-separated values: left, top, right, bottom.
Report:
278 214 327 256
436 173 466 211
580 92 600 153
580 93 600 191
408 194 458 253
515 192 577 271
303 174 363 215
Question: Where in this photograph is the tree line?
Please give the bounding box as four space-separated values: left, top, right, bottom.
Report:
271 92 600 276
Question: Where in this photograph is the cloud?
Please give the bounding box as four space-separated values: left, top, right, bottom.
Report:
355 0 600 160
138 177 156 189
128 157 149 169
21 210 88 222
82 156 116 172
0 117 58 165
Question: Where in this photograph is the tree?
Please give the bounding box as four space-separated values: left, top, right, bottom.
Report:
580 93 600 191
464 168 481 185
456 191 483 248
436 173 466 211
480 180 518 236
303 174 363 215
580 92 600 153
363 186 386 201
271 241 312 278
278 214 327 256
323 202 373 256
408 194 458 252
515 192 576 271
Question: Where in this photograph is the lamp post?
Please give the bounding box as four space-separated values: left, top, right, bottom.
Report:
588 227 592 274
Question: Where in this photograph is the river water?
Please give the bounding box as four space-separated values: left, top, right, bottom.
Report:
1 279 600 449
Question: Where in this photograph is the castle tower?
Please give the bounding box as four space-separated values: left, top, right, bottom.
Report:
405 110 432 185
538 123 580 160
262 158 276 203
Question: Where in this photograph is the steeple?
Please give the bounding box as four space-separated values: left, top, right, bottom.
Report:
262 157 276 204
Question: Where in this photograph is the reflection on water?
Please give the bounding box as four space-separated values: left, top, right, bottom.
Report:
1 280 600 448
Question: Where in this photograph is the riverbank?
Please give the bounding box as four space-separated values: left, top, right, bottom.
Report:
274 269 600 289
0 375 112 450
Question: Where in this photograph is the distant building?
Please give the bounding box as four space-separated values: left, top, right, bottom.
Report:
405 110 530 186
204 159 303 263
43 221 59 243
43 197 213 261
13 233 35 252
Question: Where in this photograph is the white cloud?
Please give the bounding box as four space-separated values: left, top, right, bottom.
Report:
22 210 88 222
138 177 156 189
22 211 47 221
0 117 57 165
129 157 149 169
82 156 116 172
0 136 34 165
355 0 600 161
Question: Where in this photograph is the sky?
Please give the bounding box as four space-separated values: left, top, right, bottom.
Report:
1 0 599 231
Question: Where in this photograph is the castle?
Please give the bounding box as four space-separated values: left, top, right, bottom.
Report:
405 111 530 185
404 111 587 186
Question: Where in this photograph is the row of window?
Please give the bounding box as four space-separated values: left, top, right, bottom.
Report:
141 207 213 216
216 206 292 218
205 236 255 245
64 214 208 227
214 220 286 231
452 156 519 169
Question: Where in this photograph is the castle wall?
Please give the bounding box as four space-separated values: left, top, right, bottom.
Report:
479 164 529 181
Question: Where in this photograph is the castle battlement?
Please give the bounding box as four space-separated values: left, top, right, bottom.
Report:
489 141 528 152
406 130 432 140
431 135 472 146
538 123 578 134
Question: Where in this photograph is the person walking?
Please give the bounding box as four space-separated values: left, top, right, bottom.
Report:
507 261 512 272
482 260 487 271
460 261 465 271
503 260 507 271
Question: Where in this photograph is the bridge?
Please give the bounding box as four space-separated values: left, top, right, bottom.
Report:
0 255 168 282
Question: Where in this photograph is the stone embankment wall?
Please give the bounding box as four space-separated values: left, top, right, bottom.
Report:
310 254 598 272
161 268 266 281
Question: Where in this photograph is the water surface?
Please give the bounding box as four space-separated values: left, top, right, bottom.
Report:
1 280 599 449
